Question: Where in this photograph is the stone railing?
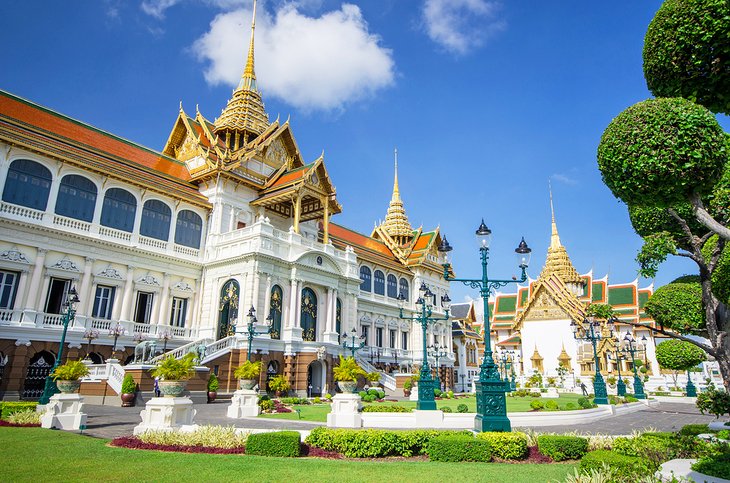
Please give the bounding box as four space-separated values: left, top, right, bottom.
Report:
356 354 397 391
149 337 212 364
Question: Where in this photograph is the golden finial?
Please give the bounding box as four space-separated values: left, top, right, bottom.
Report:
179 100 183 113
540 186 583 286
393 148 400 197
549 180 560 249
378 148 413 244
240 0 258 91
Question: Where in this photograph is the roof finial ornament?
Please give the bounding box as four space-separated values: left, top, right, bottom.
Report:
240 0 258 91
394 148 400 197
549 180 561 249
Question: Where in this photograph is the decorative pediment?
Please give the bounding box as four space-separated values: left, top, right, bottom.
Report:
514 273 585 330
97 267 122 280
172 281 193 292
50 257 79 272
0 248 29 264
136 274 161 286
296 252 342 275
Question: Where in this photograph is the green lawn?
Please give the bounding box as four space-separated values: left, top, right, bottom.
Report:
0 427 576 482
260 394 586 422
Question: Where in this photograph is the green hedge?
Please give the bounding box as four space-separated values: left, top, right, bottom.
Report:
678 424 710 436
579 450 654 479
361 405 411 413
245 431 300 457
692 453 730 481
537 435 588 461
426 435 491 462
476 432 528 460
612 431 717 469
0 402 39 419
305 427 470 458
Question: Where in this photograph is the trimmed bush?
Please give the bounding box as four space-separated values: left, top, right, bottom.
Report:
426 435 491 462
5 410 41 425
362 395 376 403
139 425 248 449
280 397 310 405
245 431 300 457
530 400 544 410
579 450 654 480
441 406 453 413
692 452 730 481
0 402 38 419
613 431 717 469
361 405 411 413
434 389 442 398
456 403 469 413
545 400 559 411
577 397 592 409
537 435 588 461
564 403 577 410
679 424 710 436
476 431 528 460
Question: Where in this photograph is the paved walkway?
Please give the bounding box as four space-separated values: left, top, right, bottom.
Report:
79 400 716 439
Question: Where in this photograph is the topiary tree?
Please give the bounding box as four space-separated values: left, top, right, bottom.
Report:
655 339 706 388
643 0 730 115
597 0 730 391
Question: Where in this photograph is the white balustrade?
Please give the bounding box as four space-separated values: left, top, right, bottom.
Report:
0 201 44 220
53 214 91 232
0 309 21 323
99 225 132 242
139 235 168 250
173 244 199 257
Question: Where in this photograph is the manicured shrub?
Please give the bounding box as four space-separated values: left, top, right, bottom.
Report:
258 399 274 412
579 450 654 480
121 374 137 394
5 410 41 425
692 452 730 481
716 429 729 440
477 431 529 460
426 435 491 462
564 403 577 410
678 424 710 436
613 431 717 469
280 397 310 405
545 400 559 411
361 405 411 413
577 397 593 409
0 402 38 419
456 404 469 413
625 395 638 403
362 395 376 403
434 389 442 398
313 397 321 404
138 425 248 449
358 391 367 398
530 400 544 410
245 431 301 457
537 435 589 461
441 406 453 413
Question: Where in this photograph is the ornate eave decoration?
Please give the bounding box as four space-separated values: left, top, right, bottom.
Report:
0 248 30 264
97 267 122 280
51 257 79 272
172 281 193 292
136 274 161 286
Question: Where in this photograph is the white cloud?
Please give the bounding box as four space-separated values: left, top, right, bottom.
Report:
141 0 183 19
422 0 505 55
192 3 395 112
550 173 578 186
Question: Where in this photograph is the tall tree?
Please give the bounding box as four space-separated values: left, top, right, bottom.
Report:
596 0 730 390
655 339 706 388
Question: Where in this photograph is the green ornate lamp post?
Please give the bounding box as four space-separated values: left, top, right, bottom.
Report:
438 221 531 432
342 328 365 358
428 342 449 390
607 347 627 397
397 283 451 410
571 317 610 405
623 333 647 399
240 306 272 362
39 286 80 405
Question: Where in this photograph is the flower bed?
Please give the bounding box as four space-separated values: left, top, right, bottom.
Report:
0 420 40 428
111 437 246 454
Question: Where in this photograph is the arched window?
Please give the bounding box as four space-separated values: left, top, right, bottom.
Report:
100 188 136 232
3 159 52 211
359 266 371 292
387 274 398 298
175 210 203 249
301 288 317 342
399 278 409 301
269 285 283 340
55 174 97 222
217 279 239 340
140 199 171 241
374 270 385 295
336 298 342 337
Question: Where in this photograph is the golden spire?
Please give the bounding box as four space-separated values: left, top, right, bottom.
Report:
540 186 583 286
558 342 572 367
380 148 414 245
214 0 269 143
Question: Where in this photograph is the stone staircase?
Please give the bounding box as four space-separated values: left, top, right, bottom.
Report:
356 354 397 393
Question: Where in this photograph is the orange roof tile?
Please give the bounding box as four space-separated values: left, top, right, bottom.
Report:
329 223 397 260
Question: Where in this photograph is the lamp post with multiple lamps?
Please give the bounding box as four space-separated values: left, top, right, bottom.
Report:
570 316 611 405
396 283 451 410
240 306 272 362
39 286 80 405
342 328 366 358
623 333 647 399
438 220 532 432
607 347 627 397
428 342 449 390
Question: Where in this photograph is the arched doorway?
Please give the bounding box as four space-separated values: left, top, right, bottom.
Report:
86 352 104 364
307 360 324 397
218 279 240 340
22 350 55 399
301 288 317 342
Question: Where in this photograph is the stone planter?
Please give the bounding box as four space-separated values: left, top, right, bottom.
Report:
121 393 136 407
337 381 358 394
56 380 81 394
239 379 257 390
158 380 187 397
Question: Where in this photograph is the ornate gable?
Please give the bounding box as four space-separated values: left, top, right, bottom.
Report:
514 274 586 330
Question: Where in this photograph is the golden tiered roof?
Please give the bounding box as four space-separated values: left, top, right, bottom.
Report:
380 149 414 244
214 0 269 140
539 191 583 285
558 343 572 367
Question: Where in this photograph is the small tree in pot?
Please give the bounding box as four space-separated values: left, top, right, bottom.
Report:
51 360 90 394
207 374 219 403
149 352 197 397
120 374 137 407
234 361 262 390
332 356 366 393
268 374 291 397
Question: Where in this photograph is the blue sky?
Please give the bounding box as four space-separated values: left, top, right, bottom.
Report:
2 1 728 302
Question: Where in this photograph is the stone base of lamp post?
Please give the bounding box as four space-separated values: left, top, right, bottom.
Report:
417 376 437 410
227 389 260 418
633 376 647 399
593 373 609 405
133 397 196 435
40 393 87 430
474 379 511 432
326 393 362 428
617 379 627 397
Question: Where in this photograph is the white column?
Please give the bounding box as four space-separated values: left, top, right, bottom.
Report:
131 196 144 243
157 274 171 326
45 174 63 219
331 289 338 332
26 249 47 311
287 278 297 329
119 266 135 321
16 268 30 310
295 281 302 328
186 280 198 329
76 257 95 316
90 188 105 233
251 272 261 312
263 276 272 319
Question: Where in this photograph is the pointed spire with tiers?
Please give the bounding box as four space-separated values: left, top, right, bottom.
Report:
539 185 584 293
380 148 414 246
214 0 270 148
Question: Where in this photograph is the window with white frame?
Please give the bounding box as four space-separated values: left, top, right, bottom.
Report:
134 291 154 324
376 327 384 347
389 329 396 349
401 331 408 350
169 297 188 327
91 285 116 319
0 270 19 309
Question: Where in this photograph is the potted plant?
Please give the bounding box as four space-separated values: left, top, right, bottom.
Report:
367 371 381 386
233 360 262 390
268 374 291 397
403 378 412 397
207 374 219 403
149 352 197 397
120 374 137 407
51 360 90 394
332 356 366 393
